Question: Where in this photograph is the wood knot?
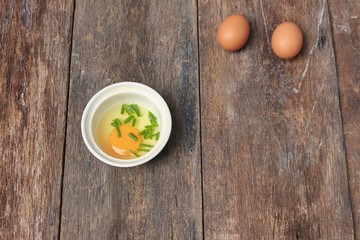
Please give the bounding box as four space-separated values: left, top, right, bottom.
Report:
17 82 27 108
317 35 326 48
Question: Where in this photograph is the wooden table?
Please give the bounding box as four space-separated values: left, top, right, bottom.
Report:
1 0 359 239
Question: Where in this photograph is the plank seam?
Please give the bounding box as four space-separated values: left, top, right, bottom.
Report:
195 0 205 239
58 0 77 239
327 1 357 238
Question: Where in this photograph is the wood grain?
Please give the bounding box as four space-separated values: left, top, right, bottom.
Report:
60 0 202 239
2 0 358 238
328 0 360 238
0 0 74 239
199 0 354 239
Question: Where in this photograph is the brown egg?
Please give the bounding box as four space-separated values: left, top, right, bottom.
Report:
271 22 303 59
217 14 250 51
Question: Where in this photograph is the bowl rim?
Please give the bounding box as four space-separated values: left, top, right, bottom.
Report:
81 81 172 167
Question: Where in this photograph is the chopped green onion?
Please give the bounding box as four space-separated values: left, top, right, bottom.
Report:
128 149 140 157
149 111 157 120
111 118 120 127
124 104 133 115
155 132 160 140
148 111 157 125
115 118 121 126
128 132 138 142
111 118 121 137
145 129 153 138
138 148 150 152
140 143 153 148
139 129 148 136
115 128 121 137
128 104 136 113
130 104 141 117
113 104 161 142
124 115 134 124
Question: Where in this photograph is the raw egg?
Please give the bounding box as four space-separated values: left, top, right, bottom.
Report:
271 22 303 59
97 103 160 160
217 14 250 51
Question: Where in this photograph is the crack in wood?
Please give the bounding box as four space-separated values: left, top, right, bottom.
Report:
294 0 326 94
259 0 271 51
17 82 27 108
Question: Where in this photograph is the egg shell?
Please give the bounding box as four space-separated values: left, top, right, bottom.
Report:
217 14 250 52
271 22 303 59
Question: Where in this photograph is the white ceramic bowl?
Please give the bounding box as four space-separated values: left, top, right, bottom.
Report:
81 82 172 167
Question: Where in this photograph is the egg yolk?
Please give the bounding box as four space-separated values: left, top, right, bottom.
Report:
108 125 143 158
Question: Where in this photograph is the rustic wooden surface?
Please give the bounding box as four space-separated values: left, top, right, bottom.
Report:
60 0 202 239
0 1 74 239
199 0 354 239
328 0 360 237
1 0 359 239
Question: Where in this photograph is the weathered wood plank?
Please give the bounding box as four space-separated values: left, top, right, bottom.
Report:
0 0 74 239
328 0 360 238
199 0 354 239
60 0 202 239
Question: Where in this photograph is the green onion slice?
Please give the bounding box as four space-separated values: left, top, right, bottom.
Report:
130 104 141 117
124 115 134 124
138 148 150 152
140 143 153 148
128 132 138 142
155 132 160 140
128 149 140 157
